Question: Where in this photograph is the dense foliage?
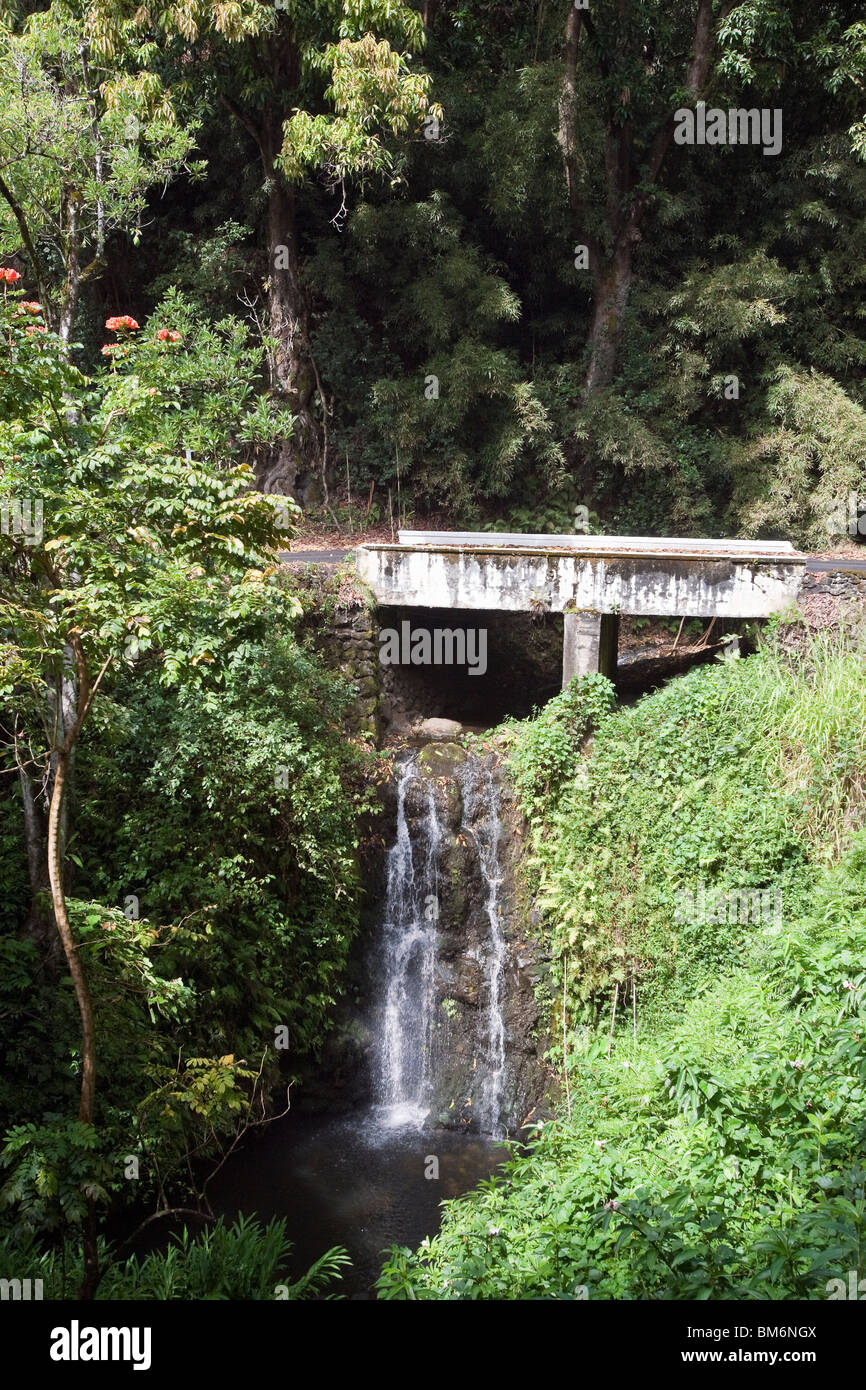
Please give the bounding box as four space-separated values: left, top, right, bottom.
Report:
0 1215 349 1299
0 263 370 1294
379 629 866 1299
2 0 865 1304
0 1 861 532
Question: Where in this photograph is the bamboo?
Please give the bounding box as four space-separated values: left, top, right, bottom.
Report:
607 981 619 1058
562 957 572 1121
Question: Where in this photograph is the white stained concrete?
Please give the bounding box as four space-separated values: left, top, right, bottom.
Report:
357 540 805 618
562 612 619 686
397 531 800 561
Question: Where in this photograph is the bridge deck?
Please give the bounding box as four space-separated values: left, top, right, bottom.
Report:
357 532 805 620
396 531 801 562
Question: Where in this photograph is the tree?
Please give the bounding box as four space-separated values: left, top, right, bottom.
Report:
554 0 733 395
0 279 296 1293
0 1 198 345
553 0 866 397
87 0 441 500
305 193 564 511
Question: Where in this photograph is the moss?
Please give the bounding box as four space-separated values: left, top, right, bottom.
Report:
418 741 468 779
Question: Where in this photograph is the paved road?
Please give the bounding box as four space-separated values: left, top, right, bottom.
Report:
806 557 866 572
280 549 351 564
280 548 866 573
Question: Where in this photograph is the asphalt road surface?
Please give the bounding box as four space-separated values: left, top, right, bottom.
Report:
806 557 866 572
280 549 352 564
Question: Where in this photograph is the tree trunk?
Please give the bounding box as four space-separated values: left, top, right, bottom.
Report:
19 767 43 894
220 51 324 509
47 749 99 1298
558 0 722 398
59 188 81 350
18 765 55 953
262 175 322 505
16 662 77 956
47 752 95 1125
584 235 636 396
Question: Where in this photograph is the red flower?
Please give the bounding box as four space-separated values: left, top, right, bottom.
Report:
157 328 181 342
24 325 47 335
15 301 42 315
0 267 21 284
105 314 140 332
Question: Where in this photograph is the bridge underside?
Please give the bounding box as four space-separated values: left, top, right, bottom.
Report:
356 535 805 687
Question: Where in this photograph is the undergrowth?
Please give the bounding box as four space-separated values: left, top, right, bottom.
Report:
378 624 866 1300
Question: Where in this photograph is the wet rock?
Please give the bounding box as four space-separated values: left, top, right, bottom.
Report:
436 954 482 1007
404 774 463 833
436 833 479 930
296 746 558 1137
417 740 467 778
294 1016 374 1113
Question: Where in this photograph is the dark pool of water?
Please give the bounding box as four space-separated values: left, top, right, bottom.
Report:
209 1107 509 1298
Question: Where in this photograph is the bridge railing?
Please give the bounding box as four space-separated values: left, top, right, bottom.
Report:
395 530 804 561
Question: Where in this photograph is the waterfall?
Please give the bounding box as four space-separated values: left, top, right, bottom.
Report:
459 757 507 1140
371 747 509 1138
375 753 440 1128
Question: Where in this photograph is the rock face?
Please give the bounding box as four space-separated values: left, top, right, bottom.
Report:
409 745 554 1135
298 741 557 1135
292 592 559 1130
429 746 554 1133
307 599 381 740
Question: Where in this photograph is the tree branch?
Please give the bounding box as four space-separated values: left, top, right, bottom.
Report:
556 2 584 219
220 92 264 154
557 4 600 261
0 170 51 314
629 0 724 235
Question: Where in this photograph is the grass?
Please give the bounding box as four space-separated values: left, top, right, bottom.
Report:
376 622 866 1300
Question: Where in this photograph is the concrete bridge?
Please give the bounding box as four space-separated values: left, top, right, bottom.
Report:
355 532 806 686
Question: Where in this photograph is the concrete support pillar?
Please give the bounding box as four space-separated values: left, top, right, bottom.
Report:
562 610 619 688
715 617 741 658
